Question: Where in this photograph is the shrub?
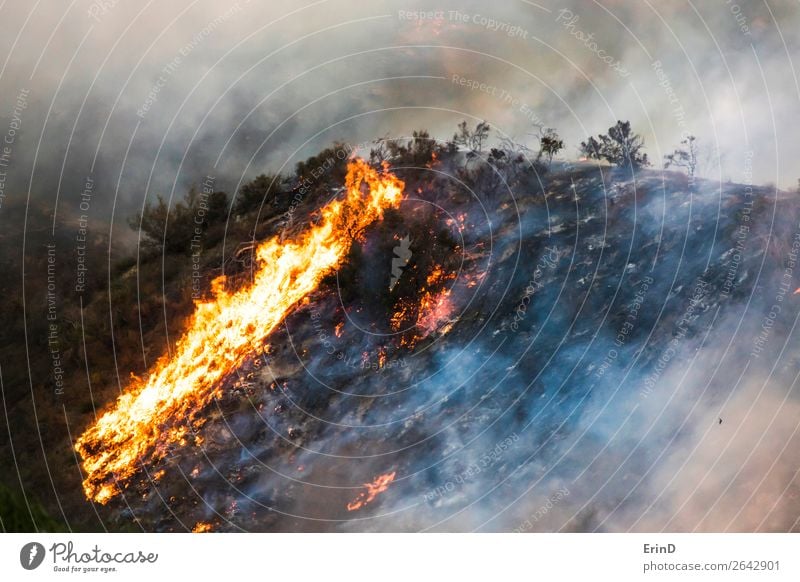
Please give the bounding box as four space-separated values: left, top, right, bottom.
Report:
580 120 649 168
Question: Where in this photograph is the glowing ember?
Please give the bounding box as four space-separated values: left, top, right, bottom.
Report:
192 521 213 533
346 471 396 511
416 289 454 334
75 160 404 503
377 346 387 368
794 287 800 295
426 264 447 286
389 262 458 348
464 271 487 288
390 298 413 331
445 212 468 232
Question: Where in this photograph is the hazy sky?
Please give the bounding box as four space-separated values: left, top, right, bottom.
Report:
0 0 798 228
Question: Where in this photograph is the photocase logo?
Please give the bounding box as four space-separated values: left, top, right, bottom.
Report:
20 542 46 570
389 234 412 291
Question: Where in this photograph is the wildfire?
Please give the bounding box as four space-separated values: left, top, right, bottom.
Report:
416 288 454 334
391 263 457 347
426 264 447 286
192 521 213 533
464 270 486 288
390 299 413 331
445 212 468 232
346 471 396 511
75 159 404 503
377 346 387 368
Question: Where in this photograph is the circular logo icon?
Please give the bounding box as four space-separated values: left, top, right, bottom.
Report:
20 542 46 570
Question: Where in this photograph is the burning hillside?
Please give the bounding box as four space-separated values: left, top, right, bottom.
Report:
75 159 403 503
55 129 800 534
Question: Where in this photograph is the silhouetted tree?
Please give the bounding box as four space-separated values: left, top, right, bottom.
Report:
580 120 649 168
537 128 564 166
453 120 491 160
664 134 699 179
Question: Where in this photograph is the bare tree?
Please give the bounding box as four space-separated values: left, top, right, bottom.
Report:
664 134 699 179
369 135 391 166
495 136 537 183
453 120 491 164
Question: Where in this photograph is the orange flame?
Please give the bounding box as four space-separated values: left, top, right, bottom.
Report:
416 288 454 334
391 262 457 348
75 159 403 503
346 471 396 511
377 346 387 368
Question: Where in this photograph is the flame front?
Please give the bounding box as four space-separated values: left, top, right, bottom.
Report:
75 159 403 503
346 471 396 511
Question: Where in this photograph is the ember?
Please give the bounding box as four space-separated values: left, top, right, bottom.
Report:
346 471 397 511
